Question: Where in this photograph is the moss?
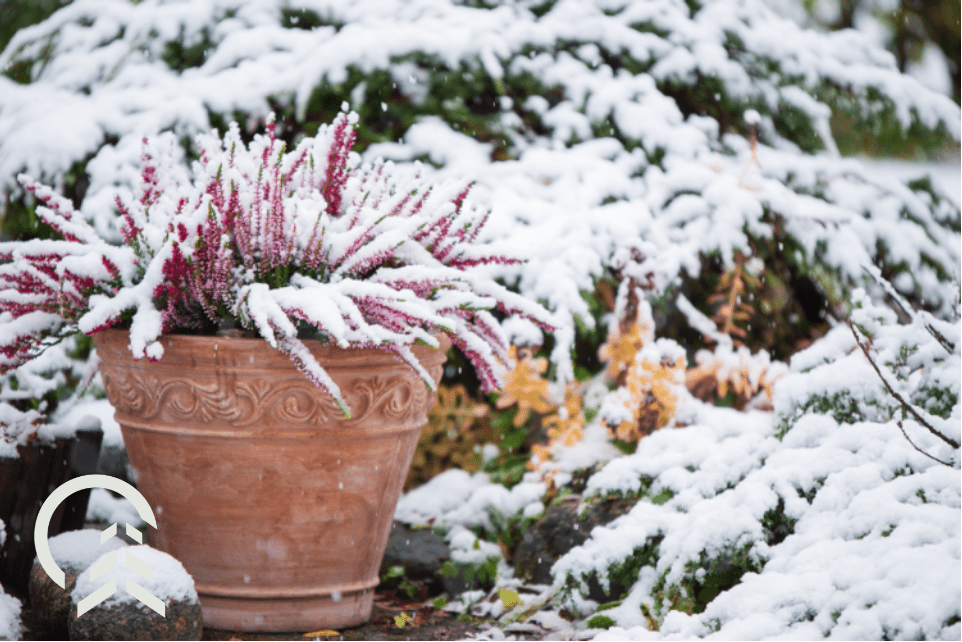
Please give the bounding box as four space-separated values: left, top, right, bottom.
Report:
587 614 616 629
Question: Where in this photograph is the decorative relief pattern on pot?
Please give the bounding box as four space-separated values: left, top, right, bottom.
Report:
101 368 434 428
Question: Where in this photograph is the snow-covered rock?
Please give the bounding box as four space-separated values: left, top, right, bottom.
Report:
70 546 202 641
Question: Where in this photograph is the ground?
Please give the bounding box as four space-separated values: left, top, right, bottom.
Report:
17 590 493 642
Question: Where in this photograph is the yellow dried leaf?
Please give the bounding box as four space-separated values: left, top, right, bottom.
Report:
495 346 554 427
500 588 522 609
599 321 651 380
408 384 498 489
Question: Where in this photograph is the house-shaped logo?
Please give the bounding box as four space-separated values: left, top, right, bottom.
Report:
34 474 166 617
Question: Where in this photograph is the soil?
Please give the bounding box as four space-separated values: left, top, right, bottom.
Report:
202 595 491 642
18 591 493 641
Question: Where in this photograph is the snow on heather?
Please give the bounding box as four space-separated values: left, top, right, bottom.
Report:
0 333 100 457
0 115 556 416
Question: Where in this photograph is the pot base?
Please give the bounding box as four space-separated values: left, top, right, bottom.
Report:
199 587 375 632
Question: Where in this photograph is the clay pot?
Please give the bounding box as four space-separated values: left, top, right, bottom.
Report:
93 329 447 632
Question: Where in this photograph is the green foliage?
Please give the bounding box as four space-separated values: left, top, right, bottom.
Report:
279 6 343 31
161 26 215 71
441 553 500 590
654 543 763 617
563 536 661 604
776 390 887 439
0 0 64 83
586 614 616 629
761 497 797 546
480 407 531 488
380 564 419 599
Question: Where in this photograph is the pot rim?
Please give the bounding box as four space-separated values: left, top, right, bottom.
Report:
92 327 452 369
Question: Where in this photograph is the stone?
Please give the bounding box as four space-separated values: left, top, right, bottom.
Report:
380 522 450 596
28 529 128 635
68 546 202 641
513 495 637 601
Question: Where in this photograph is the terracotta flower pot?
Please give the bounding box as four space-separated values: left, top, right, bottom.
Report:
93 329 447 632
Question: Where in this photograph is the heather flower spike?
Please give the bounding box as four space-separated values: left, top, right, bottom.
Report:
0 111 556 416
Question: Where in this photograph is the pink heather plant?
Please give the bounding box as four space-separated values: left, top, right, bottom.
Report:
0 111 555 416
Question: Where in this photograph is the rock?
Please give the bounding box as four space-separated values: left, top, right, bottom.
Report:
29 529 128 635
380 522 450 596
68 546 202 641
514 495 637 601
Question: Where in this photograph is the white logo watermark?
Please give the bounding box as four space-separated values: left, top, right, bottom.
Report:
35 474 165 617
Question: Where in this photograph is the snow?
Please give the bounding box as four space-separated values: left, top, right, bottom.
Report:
46 528 128 571
86 488 146 528
72 545 198 608
0 318 104 457
395 468 490 525
390 284 959 639
56 398 124 448
859 157 961 208
0 0 958 385
0 0 959 638
0 582 20 642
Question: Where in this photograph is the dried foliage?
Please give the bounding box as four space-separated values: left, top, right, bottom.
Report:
494 346 554 428
707 251 762 347
406 384 493 490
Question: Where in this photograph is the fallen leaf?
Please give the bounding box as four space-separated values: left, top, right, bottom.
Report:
499 588 522 609
395 613 414 628
412 605 432 626
303 630 340 638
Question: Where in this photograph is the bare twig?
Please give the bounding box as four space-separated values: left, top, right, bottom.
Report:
896 420 955 467
861 264 955 354
847 319 960 450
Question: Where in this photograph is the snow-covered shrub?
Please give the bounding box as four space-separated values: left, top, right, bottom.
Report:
0 0 958 372
1 1 960 635
544 281 960 637
0 113 554 415
407 282 959 638
0 335 99 456
778 271 960 463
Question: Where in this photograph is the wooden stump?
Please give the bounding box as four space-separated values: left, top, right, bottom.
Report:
0 427 103 596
